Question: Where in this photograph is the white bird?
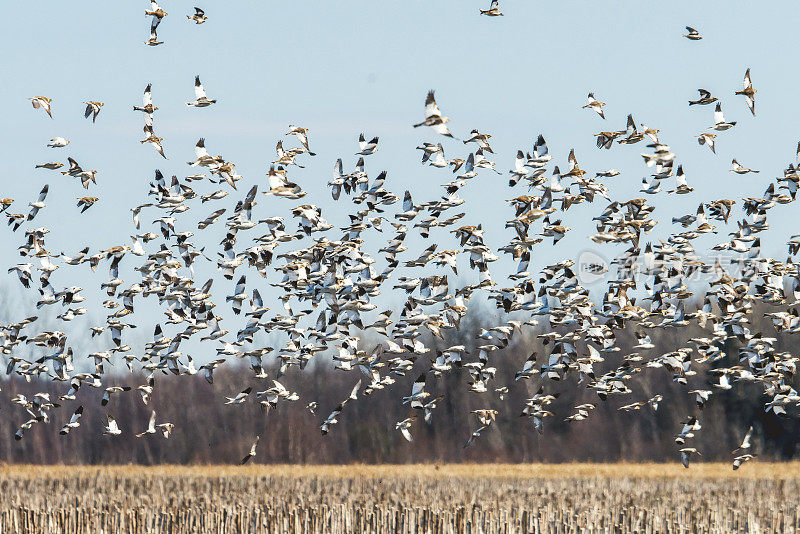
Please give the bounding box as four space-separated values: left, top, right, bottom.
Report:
680 447 701 468
320 403 343 435
634 332 654 349
187 76 217 107
157 422 174 439
27 185 49 221
735 68 756 116
396 418 414 442
286 126 315 155
733 425 754 453
356 134 379 156
697 132 716 153
225 386 252 405
730 159 759 174
711 372 732 390
136 410 157 437
675 417 701 445
187 6 207 24
240 436 260 464
59 406 83 435
141 125 166 159
101 386 131 406
688 389 712 409
709 103 736 131
226 275 248 315
582 93 606 119
29 96 53 118
47 137 70 148
412 90 455 138
464 426 487 447
402 374 429 408
83 101 104 123
103 415 122 435
133 83 158 126
515 353 539 380
732 454 754 470
480 0 503 16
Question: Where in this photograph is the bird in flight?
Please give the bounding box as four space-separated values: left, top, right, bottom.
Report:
480 0 503 16
709 103 736 131
133 84 158 126
683 26 702 40
730 159 759 175
582 93 606 119
240 436 260 464
689 89 717 106
187 7 207 24
29 96 53 118
6 24 800 472
83 101 104 123
187 76 217 108
141 125 166 159
735 68 756 116
103 415 122 436
145 16 163 46
413 91 456 138
145 1 167 45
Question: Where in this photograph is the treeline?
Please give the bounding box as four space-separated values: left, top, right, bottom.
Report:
2 308 799 465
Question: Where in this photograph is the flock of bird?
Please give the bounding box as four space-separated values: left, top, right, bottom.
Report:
5 13 798 469
144 1 207 46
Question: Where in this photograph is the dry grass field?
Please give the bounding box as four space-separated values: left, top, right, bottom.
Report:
2 463 800 533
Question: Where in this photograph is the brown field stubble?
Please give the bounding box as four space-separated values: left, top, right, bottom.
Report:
1 463 799 533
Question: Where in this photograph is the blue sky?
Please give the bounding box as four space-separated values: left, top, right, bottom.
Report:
1 1 796 363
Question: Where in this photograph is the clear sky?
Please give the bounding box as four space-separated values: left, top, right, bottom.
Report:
1 1 796 364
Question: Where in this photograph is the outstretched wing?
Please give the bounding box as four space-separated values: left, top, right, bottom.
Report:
194 76 207 99
424 90 441 119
